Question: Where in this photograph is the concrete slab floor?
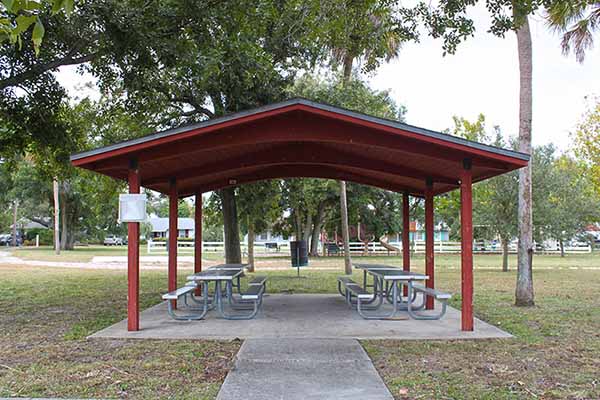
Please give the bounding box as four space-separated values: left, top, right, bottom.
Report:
217 338 393 400
90 294 512 340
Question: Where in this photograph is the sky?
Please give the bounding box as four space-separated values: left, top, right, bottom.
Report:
366 5 600 151
57 4 599 152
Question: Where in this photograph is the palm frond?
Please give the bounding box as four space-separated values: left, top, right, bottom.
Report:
547 2 600 63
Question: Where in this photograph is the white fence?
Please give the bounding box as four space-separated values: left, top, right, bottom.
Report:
147 240 591 255
147 240 290 255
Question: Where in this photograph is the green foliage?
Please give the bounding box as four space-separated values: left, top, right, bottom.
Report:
323 0 416 76
546 1 600 63
573 97 600 194
146 194 194 218
0 0 73 54
24 227 53 244
534 153 600 248
410 0 548 54
238 181 282 235
290 73 405 121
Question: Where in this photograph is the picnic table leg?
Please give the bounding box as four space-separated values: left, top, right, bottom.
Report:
167 284 210 321
356 280 398 319
226 280 256 310
216 280 261 320
406 281 448 320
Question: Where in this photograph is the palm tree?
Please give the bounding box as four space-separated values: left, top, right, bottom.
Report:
546 2 600 63
514 9 535 306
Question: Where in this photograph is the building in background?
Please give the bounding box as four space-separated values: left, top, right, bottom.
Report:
149 218 195 239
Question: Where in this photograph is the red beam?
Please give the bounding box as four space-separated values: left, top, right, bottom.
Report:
142 143 458 186
127 159 140 331
461 160 474 331
168 179 178 309
425 180 435 310
402 192 410 297
180 164 426 198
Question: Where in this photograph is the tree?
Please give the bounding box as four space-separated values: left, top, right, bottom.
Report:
438 114 518 271
474 132 519 272
147 194 193 218
416 0 546 305
238 182 282 271
573 97 600 195
514 6 535 307
536 154 600 256
546 1 600 63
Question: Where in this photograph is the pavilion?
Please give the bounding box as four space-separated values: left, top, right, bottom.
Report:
71 98 529 332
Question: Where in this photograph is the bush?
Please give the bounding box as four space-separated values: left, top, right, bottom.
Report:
24 228 53 245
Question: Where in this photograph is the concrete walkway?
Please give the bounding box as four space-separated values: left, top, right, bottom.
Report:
217 338 393 400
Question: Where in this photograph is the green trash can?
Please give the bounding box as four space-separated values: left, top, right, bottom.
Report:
290 240 309 267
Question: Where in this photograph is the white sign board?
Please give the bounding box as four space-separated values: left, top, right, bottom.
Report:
119 194 147 223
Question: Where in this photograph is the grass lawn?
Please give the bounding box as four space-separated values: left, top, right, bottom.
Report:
0 253 599 399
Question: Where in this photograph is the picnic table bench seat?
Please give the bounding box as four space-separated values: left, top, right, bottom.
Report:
338 276 388 320
249 276 267 286
162 282 209 321
337 276 355 296
162 285 196 300
240 284 264 300
408 283 452 320
345 283 375 300
221 278 267 320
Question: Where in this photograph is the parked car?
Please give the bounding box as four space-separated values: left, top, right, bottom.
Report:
0 233 23 246
103 235 124 246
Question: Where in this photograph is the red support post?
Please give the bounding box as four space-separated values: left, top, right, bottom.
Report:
461 159 474 331
168 179 178 309
402 192 410 297
194 192 203 274
127 159 140 331
425 178 435 310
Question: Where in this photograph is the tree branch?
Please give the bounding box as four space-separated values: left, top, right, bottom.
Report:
0 50 98 90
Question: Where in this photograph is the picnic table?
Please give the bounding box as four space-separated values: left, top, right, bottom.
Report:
186 265 266 320
342 264 431 319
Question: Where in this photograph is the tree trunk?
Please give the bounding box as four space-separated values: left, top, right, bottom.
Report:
220 187 241 264
342 54 353 83
339 180 352 274
514 15 535 307
11 201 18 247
340 54 354 272
502 238 509 272
559 239 565 258
247 222 255 272
294 210 303 240
310 202 326 256
302 213 313 244
60 188 68 251
53 179 60 255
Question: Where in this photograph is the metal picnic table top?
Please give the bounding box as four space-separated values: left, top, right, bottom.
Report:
369 269 428 281
354 263 402 270
208 263 248 270
187 268 244 281
356 264 428 281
